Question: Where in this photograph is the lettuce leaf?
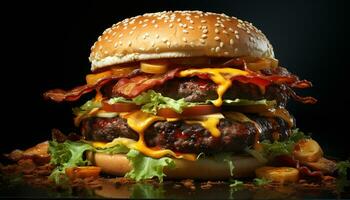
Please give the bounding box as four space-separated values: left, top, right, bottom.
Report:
109 90 190 115
253 178 271 186
125 149 175 182
108 90 276 115
95 144 130 154
260 128 310 159
48 140 94 184
72 100 101 116
48 139 175 184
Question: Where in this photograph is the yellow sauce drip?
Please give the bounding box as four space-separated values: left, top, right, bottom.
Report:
179 68 249 107
122 111 196 161
185 117 221 137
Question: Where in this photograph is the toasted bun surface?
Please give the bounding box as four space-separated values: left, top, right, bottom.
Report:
89 11 274 71
87 152 265 180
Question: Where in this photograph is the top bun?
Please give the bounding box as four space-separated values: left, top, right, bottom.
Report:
89 11 274 71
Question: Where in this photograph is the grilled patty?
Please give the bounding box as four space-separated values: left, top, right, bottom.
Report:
81 115 291 154
154 78 290 107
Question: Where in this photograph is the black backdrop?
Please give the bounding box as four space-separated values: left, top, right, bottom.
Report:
1 0 349 159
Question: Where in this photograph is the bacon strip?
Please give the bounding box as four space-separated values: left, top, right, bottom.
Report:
43 79 110 102
113 68 181 98
44 65 315 103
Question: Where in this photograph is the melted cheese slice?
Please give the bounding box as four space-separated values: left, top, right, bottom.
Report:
121 111 196 161
185 117 221 137
179 68 249 107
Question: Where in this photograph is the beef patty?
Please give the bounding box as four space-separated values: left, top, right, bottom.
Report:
81 115 291 154
154 78 290 107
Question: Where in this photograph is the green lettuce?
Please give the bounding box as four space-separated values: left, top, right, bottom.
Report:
261 129 310 159
95 144 130 154
337 160 350 177
125 149 175 182
72 100 101 116
48 140 94 184
108 90 275 115
253 178 272 186
109 90 190 115
48 139 175 184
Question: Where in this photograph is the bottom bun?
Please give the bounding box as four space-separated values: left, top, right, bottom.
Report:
87 152 265 180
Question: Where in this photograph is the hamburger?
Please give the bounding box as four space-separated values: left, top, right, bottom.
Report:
44 11 332 183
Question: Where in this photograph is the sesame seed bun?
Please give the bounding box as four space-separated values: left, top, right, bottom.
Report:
87 152 265 180
89 11 274 71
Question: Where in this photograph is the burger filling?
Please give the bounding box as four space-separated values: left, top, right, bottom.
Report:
81 115 291 154
44 57 318 183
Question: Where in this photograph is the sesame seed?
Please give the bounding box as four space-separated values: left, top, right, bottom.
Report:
223 30 228 34
183 23 187 28
201 34 207 39
189 20 194 24
142 24 147 27
200 39 205 44
183 29 189 34
118 34 123 38
98 36 102 41
220 42 224 47
238 19 243 23
104 51 108 54
235 35 240 39
139 47 145 51
151 19 156 24
201 20 206 23
202 29 208 34
215 23 220 27
114 42 118 48
132 26 136 30
234 30 239 34
151 42 155 47
230 39 234 45
156 34 160 39
169 23 173 28
234 48 238 52
215 28 219 33
228 28 234 32
214 36 220 41
211 47 215 52
177 18 181 22
166 41 171 47
224 51 229 55
183 37 187 42
162 38 168 43
215 47 220 52
128 41 132 46
247 29 251 34
189 26 194 29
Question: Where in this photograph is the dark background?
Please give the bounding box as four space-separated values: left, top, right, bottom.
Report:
1 0 349 159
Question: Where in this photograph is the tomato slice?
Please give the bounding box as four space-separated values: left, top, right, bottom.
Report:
102 101 140 112
157 105 220 118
